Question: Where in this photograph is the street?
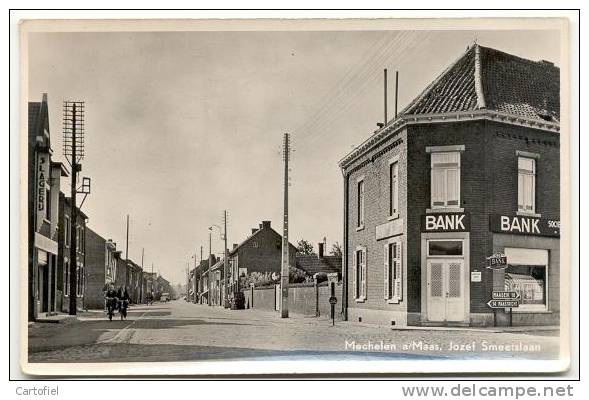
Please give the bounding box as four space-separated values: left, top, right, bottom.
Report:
28 300 560 363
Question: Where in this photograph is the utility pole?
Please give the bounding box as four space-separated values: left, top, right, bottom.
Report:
63 101 87 316
140 247 144 302
395 70 399 118
223 210 229 308
280 133 290 318
125 214 130 260
208 231 212 306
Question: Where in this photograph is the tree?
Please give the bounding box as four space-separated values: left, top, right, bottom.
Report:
330 242 343 257
296 239 314 255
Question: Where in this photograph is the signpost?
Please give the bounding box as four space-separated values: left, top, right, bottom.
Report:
329 296 337 326
329 281 337 326
487 290 519 326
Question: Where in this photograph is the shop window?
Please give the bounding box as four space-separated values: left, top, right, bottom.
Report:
505 265 546 308
384 240 402 301
354 247 367 301
504 247 548 311
518 157 536 213
428 240 463 257
430 151 461 209
357 179 365 228
389 161 399 217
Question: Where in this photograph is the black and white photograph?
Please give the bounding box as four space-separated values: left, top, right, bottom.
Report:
17 15 572 377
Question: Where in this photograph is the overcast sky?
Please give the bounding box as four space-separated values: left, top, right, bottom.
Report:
28 28 560 285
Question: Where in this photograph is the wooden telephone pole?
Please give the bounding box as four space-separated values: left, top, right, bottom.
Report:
280 133 290 318
63 101 87 316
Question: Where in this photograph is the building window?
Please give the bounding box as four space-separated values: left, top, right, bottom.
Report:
504 247 548 311
252 241 259 248
389 161 399 217
518 157 536 213
353 247 367 301
64 260 70 296
384 240 402 301
65 216 70 247
428 240 464 257
430 151 461 209
357 179 365 228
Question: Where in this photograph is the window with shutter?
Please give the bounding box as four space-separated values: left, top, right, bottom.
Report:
394 241 403 300
361 249 367 300
430 151 461 209
518 157 536 213
383 243 389 299
357 180 365 227
389 161 399 216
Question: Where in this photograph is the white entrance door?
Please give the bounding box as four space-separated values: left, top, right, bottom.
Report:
426 259 465 322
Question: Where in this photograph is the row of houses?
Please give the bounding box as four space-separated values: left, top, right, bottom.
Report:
27 93 172 321
186 220 341 306
29 44 562 329
190 44 561 328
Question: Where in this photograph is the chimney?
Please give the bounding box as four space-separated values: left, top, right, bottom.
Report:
259 223 263 229
262 221 271 229
251 228 257 235
318 242 325 258
233 243 238 250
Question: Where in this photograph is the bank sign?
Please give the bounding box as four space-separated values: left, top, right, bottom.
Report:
489 214 560 237
421 213 470 232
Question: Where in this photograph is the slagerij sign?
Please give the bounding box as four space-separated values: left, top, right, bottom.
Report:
489 214 560 237
421 213 470 232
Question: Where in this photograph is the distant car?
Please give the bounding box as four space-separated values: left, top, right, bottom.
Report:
160 292 170 302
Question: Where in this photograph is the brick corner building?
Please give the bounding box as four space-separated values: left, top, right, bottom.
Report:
339 44 560 327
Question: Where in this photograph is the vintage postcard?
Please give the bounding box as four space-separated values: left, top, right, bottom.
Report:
19 17 571 376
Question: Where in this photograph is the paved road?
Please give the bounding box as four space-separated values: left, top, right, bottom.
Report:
28 300 560 363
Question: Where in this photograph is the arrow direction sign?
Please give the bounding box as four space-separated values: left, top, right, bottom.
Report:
487 299 519 308
492 291 520 300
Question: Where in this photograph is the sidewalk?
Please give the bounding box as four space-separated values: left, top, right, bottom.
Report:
209 305 559 334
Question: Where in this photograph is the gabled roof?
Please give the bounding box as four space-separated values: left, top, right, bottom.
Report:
228 224 295 257
402 44 559 123
295 254 341 276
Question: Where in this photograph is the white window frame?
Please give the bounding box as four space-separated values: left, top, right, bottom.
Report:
357 177 365 230
517 154 538 215
384 238 403 303
426 145 464 212
389 156 400 219
353 246 367 302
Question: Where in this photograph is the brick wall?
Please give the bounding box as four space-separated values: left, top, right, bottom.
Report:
57 193 86 312
344 128 408 314
243 282 343 319
342 118 560 324
84 227 106 309
406 119 560 315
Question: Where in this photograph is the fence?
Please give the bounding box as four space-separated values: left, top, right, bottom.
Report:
243 281 343 319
